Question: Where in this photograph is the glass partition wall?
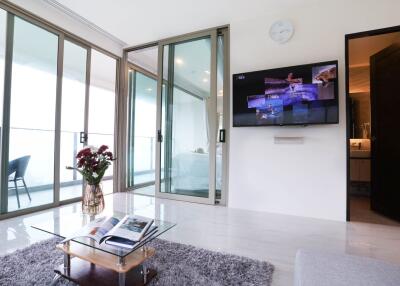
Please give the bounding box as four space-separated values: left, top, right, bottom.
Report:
126 28 229 204
0 4 119 216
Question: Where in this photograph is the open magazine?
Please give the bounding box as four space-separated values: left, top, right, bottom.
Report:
62 215 155 247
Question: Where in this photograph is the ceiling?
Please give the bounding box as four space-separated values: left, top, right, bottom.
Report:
45 0 320 47
349 31 400 93
349 32 400 67
41 0 323 98
349 66 369 93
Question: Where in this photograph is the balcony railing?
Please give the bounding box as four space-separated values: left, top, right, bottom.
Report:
6 127 158 194
7 127 115 193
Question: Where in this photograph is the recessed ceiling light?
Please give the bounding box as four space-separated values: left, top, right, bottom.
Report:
146 88 153 92
202 78 209 83
204 70 210 74
175 58 184 65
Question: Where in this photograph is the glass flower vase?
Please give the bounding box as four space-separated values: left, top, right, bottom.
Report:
82 183 105 216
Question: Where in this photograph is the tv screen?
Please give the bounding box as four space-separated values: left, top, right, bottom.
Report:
232 61 339 126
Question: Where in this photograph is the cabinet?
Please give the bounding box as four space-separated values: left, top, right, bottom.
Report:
350 159 371 182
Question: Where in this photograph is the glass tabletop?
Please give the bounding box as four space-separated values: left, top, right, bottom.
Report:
31 210 176 258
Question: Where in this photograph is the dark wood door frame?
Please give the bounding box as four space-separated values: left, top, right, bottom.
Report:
345 25 400 221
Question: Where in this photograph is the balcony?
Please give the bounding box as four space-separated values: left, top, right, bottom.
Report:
6 128 116 212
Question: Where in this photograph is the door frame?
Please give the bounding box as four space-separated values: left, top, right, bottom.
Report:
122 26 230 205
345 25 400 221
219 28 230 206
155 29 218 205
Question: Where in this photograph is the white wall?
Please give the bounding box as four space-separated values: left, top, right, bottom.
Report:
228 0 400 221
7 0 122 56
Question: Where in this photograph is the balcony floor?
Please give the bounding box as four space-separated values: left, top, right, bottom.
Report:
7 180 113 212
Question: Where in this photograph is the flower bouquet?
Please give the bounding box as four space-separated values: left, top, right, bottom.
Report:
67 145 114 215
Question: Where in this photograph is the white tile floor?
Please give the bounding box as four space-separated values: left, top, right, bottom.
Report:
133 185 155 196
1 192 400 286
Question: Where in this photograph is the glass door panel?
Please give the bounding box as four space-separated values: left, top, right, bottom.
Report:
159 34 217 203
127 71 157 188
0 8 6 209
216 34 224 201
8 17 58 211
88 49 117 194
60 40 87 201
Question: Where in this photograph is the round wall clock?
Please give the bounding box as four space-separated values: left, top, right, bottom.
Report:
269 20 294 44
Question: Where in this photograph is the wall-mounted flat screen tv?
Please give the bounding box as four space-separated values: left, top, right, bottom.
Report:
232 60 339 126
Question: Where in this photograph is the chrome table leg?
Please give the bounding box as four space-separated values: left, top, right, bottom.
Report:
142 265 149 284
118 272 126 286
50 274 62 286
63 241 71 276
117 254 126 286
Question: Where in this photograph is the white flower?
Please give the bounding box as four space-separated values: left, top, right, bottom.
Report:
88 145 98 153
92 173 99 178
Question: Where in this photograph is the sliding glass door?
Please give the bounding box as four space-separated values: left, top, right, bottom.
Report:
216 31 228 204
125 28 228 204
59 39 88 201
87 50 117 195
126 45 159 196
8 16 59 211
0 8 6 210
61 46 117 199
127 70 157 189
156 31 218 204
0 6 119 216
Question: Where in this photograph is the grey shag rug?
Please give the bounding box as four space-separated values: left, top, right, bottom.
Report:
0 238 274 286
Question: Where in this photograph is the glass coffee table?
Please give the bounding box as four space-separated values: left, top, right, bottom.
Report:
32 211 175 286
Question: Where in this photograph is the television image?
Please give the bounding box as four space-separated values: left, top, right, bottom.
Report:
233 61 338 126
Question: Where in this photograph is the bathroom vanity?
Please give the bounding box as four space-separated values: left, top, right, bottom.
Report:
349 139 371 183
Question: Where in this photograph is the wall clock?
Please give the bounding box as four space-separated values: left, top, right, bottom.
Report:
269 20 294 44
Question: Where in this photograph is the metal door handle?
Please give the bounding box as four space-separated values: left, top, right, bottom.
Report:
219 129 226 143
80 132 88 144
157 130 163 142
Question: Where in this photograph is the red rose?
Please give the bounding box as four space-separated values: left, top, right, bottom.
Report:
77 147 92 158
97 145 108 154
77 158 85 168
76 147 91 158
104 151 113 160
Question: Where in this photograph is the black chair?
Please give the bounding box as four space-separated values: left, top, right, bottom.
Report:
8 155 31 208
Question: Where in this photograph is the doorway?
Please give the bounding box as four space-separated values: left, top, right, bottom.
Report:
346 26 400 226
125 27 229 205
